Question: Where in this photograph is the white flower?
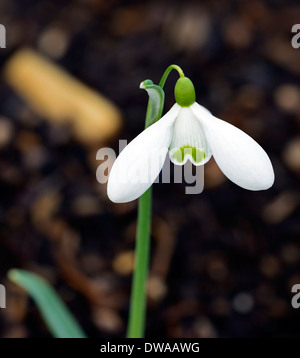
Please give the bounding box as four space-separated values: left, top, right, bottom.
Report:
107 78 274 203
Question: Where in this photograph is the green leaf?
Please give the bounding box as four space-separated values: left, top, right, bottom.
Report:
8 269 87 338
140 79 165 128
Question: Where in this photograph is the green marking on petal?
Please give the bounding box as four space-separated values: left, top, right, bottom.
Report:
173 146 205 164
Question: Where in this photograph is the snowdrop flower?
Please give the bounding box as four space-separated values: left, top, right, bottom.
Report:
108 77 274 203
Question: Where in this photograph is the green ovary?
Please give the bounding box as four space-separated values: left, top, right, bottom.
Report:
173 146 205 164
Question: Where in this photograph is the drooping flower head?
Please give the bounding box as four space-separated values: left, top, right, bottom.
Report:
107 74 274 203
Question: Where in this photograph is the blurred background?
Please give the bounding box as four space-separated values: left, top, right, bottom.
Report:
0 0 300 338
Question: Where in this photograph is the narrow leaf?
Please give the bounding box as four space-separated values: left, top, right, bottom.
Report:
8 269 87 338
140 79 165 128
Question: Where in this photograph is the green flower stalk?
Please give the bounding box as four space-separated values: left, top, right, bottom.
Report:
126 65 184 338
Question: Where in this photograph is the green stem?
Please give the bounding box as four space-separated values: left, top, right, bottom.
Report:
159 64 185 88
127 187 152 338
126 64 184 338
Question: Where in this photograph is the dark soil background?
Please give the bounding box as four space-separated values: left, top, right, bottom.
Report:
0 0 300 338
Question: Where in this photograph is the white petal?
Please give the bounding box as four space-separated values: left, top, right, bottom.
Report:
169 107 212 166
191 103 274 190
107 104 180 203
